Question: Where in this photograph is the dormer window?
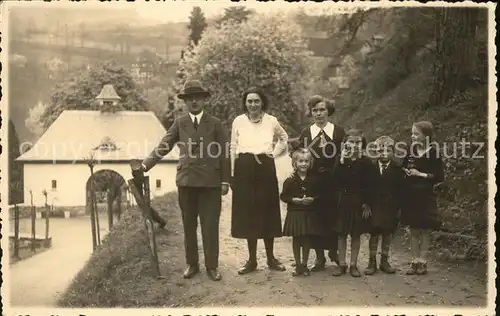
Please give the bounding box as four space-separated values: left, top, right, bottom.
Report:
94 136 119 151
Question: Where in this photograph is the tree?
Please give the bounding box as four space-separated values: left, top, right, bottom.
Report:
187 6 207 46
39 61 149 131
181 13 314 135
25 101 48 138
9 120 24 205
429 7 481 107
215 6 254 26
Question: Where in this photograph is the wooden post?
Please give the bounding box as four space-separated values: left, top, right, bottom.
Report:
29 190 36 252
87 161 98 251
90 164 101 246
143 176 160 276
127 175 160 278
107 188 113 230
43 190 50 246
94 187 101 245
13 204 20 259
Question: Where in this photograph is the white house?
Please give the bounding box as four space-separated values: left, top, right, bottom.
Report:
16 85 180 207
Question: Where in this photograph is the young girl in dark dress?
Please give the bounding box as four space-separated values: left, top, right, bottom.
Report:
281 148 322 276
291 96 345 272
364 136 405 275
401 121 444 275
331 129 377 277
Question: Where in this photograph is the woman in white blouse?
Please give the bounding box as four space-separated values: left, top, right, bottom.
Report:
230 86 289 275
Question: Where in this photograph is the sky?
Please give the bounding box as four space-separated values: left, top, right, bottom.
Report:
134 1 360 23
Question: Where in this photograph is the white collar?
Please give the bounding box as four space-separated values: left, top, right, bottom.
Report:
310 122 334 139
379 160 391 168
189 111 203 122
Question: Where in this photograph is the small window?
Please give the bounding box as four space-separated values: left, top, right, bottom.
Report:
51 180 57 189
156 179 161 189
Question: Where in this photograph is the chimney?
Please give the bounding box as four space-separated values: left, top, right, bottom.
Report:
96 84 121 112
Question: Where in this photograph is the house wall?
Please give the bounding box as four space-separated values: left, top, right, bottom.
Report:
23 162 178 207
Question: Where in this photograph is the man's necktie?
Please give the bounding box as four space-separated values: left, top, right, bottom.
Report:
193 116 199 130
381 163 388 175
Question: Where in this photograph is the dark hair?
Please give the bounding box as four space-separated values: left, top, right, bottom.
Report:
306 95 335 117
241 86 269 113
343 128 367 150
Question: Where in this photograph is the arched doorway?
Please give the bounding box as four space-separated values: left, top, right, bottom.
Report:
85 169 127 232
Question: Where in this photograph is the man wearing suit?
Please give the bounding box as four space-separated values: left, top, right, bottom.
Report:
134 80 230 281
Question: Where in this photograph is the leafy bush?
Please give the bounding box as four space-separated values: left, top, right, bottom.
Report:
181 12 314 135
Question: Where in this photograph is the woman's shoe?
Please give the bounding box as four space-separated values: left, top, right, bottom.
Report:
310 258 326 271
406 262 418 275
267 258 286 271
416 261 428 275
349 265 361 277
332 264 348 276
238 260 257 275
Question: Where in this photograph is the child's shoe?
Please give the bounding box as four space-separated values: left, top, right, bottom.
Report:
405 262 418 275
302 264 311 276
364 256 377 275
331 264 348 276
292 264 303 277
416 261 427 275
349 265 361 277
379 254 396 274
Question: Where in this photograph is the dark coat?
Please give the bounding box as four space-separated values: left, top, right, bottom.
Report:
369 159 405 233
330 155 377 236
289 124 345 249
143 113 231 187
401 145 445 229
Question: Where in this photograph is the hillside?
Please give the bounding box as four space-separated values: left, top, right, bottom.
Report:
324 8 489 258
8 6 191 144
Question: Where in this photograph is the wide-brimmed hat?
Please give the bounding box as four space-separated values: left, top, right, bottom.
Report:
177 80 210 99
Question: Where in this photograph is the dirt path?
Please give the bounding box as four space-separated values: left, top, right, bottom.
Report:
155 156 487 307
9 215 109 307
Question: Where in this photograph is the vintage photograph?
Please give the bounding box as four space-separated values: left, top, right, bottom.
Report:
1 0 495 313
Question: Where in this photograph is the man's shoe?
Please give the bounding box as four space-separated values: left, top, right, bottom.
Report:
379 255 396 274
183 265 200 279
206 268 221 281
364 256 377 275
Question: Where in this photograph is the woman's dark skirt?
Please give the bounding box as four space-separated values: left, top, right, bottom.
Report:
283 210 322 237
310 171 339 250
401 187 441 230
231 153 283 239
331 192 371 236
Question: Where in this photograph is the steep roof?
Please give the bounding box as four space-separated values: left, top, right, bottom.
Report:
17 110 179 162
96 84 121 100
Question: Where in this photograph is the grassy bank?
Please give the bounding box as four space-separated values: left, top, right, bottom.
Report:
57 192 180 307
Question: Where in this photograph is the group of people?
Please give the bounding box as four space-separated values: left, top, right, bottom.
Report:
133 79 444 282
